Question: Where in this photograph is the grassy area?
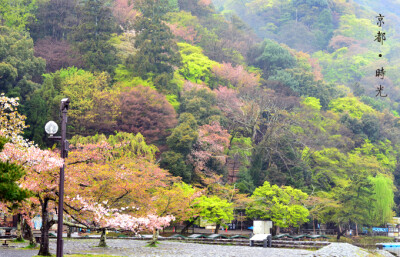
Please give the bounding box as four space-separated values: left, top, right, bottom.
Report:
66 255 125 257
12 238 26 243
21 244 39 250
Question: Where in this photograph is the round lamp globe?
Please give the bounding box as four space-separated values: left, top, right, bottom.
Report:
45 121 59 136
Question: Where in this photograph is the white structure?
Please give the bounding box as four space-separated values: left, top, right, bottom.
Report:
253 220 273 235
250 220 272 248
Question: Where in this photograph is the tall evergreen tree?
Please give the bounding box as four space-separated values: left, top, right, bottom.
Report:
126 0 181 91
70 0 118 73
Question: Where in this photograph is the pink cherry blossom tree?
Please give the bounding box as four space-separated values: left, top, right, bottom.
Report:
188 121 230 181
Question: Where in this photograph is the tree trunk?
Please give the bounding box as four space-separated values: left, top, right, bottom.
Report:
24 220 36 247
180 217 199 234
67 226 72 238
312 217 316 235
38 198 52 256
214 223 221 234
355 223 358 236
98 228 107 247
276 226 280 235
148 228 159 247
336 224 346 240
16 214 23 241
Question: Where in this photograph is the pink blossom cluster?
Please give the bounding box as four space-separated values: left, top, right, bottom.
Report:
212 62 260 88
189 121 230 173
183 81 208 92
72 195 175 234
0 143 64 172
215 86 243 115
197 121 230 154
168 23 199 44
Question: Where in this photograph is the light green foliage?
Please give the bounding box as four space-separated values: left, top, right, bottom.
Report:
70 131 158 160
195 195 234 227
334 14 376 41
0 0 38 31
166 10 198 28
114 65 182 100
166 94 180 111
109 33 137 61
312 48 377 85
332 172 374 226
228 137 252 167
60 69 115 134
246 181 309 228
310 147 386 191
355 140 396 173
369 174 394 226
114 64 155 89
329 97 376 119
178 42 219 83
302 97 322 111
34 67 119 137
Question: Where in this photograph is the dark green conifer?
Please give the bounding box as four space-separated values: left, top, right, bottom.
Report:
0 137 30 202
126 0 181 90
70 0 118 74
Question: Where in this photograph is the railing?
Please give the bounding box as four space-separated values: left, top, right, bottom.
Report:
299 229 336 235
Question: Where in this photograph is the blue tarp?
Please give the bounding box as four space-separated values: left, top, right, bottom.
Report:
372 227 388 232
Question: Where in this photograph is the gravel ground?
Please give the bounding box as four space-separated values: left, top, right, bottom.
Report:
307 243 395 257
0 240 395 257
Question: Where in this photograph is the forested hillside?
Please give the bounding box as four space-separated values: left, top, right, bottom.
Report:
1 0 400 234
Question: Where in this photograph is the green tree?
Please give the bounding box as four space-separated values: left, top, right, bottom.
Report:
332 173 374 235
0 26 45 101
247 39 296 77
178 42 218 84
160 151 192 182
127 0 181 87
180 87 221 125
166 113 198 155
329 97 376 119
369 174 394 226
70 0 118 73
27 68 119 141
28 0 77 41
195 195 234 234
0 0 38 31
246 181 309 232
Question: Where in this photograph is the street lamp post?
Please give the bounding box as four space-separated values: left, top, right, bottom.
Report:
45 98 70 257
